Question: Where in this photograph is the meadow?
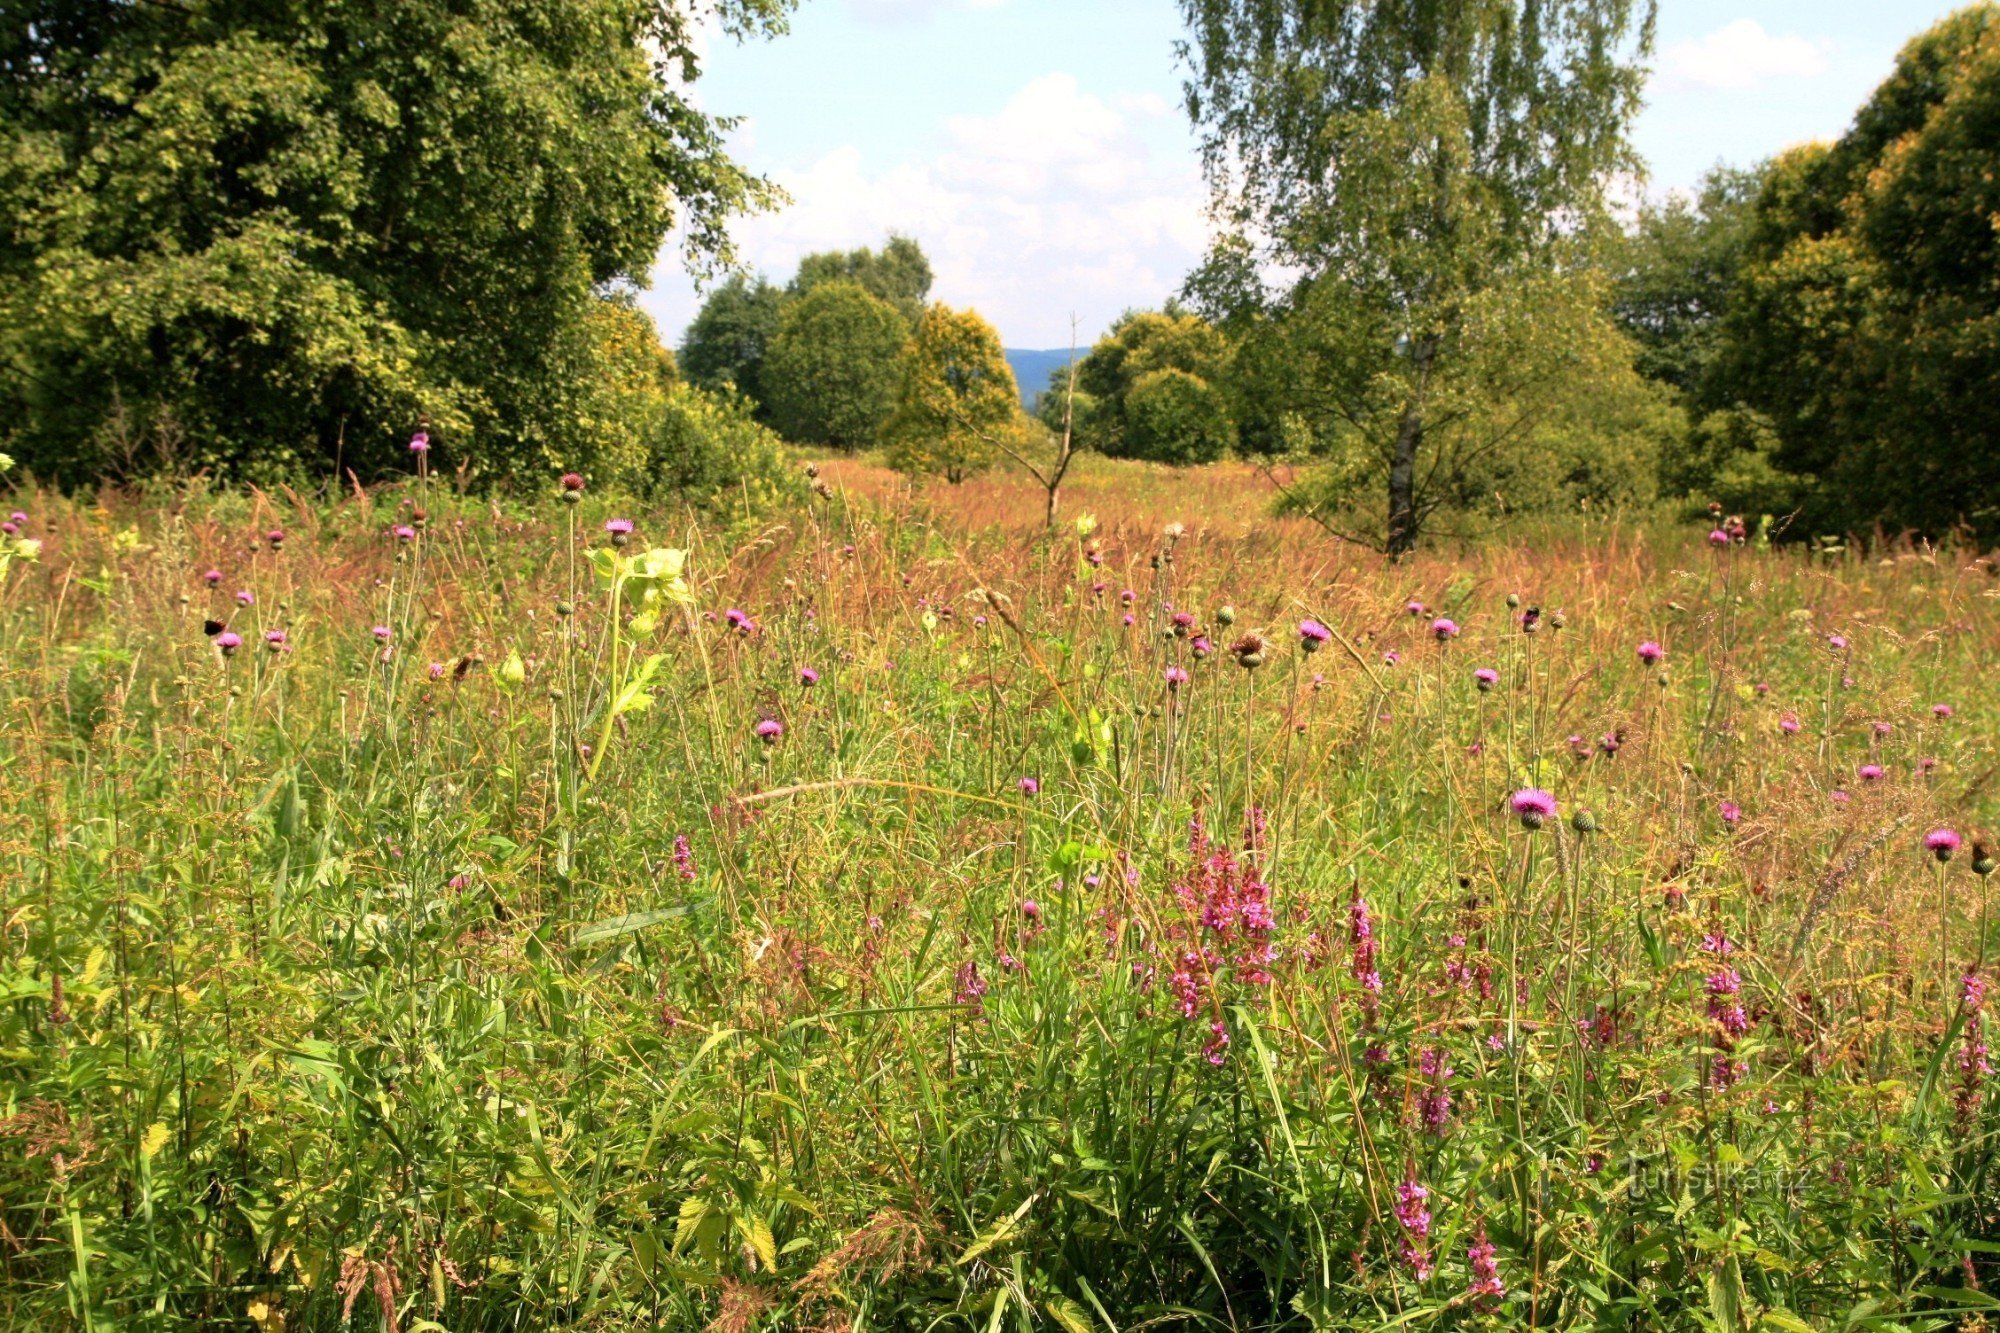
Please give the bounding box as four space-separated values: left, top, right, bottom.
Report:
3 455 1998 1331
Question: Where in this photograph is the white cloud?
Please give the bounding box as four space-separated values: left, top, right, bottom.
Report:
642 72 1210 347
846 0 1004 26
1660 19 1831 92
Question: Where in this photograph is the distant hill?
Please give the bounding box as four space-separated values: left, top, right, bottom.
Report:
1003 348 1080 410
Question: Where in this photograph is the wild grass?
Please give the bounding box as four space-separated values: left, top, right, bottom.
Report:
2 464 1997 1331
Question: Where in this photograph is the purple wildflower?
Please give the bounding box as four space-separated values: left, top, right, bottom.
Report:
1510 788 1557 830
1473 667 1499 692
1637 640 1664 665
1927 828 1962 862
1298 619 1331 653
755 718 783 742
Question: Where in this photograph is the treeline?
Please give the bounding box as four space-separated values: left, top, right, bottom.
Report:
1616 5 2000 541
4 0 1994 548
679 236 1041 483
0 0 802 508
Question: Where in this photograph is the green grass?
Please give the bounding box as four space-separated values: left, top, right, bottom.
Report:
2 475 1997 1330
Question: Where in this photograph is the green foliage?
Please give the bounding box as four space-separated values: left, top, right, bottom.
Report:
1179 0 1655 551
0 0 793 486
2 489 1997 1329
1689 5 2000 540
1062 309 1235 464
884 303 1018 483
640 383 802 517
1268 266 1676 535
760 280 910 449
1609 165 1766 398
790 234 934 325
676 273 786 405
1121 368 1233 467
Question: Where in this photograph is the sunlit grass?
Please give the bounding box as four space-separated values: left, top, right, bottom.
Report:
2 469 1996 1330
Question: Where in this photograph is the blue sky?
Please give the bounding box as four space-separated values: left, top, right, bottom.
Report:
640 0 1964 348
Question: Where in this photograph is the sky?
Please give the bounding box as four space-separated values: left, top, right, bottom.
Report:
639 0 1964 349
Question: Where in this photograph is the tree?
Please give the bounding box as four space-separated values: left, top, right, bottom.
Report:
791 235 933 325
1263 268 1677 537
1609 164 1766 399
0 0 794 486
884 303 1019 484
677 273 786 407
1178 0 1655 553
1062 309 1234 460
1697 6 2000 541
1122 369 1233 466
760 280 908 448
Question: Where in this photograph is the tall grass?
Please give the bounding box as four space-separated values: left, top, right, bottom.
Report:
1 471 1996 1330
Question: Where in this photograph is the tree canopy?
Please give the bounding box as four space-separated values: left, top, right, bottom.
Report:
677 273 786 407
760 279 909 449
1692 5 2000 540
0 0 793 486
1047 310 1235 465
790 235 933 325
885 303 1019 483
1179 0 1656 552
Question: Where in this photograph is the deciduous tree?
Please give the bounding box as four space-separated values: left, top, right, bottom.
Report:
0 0 793 485
760 280 908 449
1178 0 1654 552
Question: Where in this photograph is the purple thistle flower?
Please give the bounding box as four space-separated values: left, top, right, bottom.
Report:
1405 599 1425 617
409 431 430 453
1637 640 1664 665
1780 711 1801 734
604 518 634 543
1298 619 1331 652
1165 665 1190 690
266 528 285 547
1430 617 1459 641
1827 632 1848 651
1018 776 1040 796
1473 667 1499 692
1708 528 1730 547
1927 828 1963 862
371 625 392 642
1719 800 1742 827
263 629 287 650
1510 788 1557 830
427 661 446 679
755 718 783 742
1858 763 1884 782
202 568 223 585
799 665 820 687
215 631 243 655
393 524 416 542
1381 649 1400 666
1934 703 1954 718
235 589 255 606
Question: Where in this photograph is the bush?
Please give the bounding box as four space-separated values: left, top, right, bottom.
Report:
761 281 909 448
1121 368 1234 466
632 384 802 520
